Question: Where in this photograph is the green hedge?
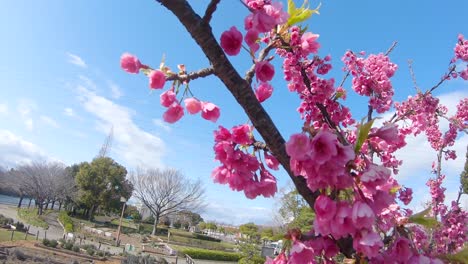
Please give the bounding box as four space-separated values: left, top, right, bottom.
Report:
58 211 74 232
180 248 242 261
239 256 266 264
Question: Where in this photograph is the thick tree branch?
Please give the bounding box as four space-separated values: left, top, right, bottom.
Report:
166 67 214 82
158 0 320 209
202 0 221 24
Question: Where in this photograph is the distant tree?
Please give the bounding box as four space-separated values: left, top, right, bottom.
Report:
14 162 66 215
205 222 217 231
198 222 207 230
75 157 132 220
260 227 274 240
239 222 260 241
130 168 205 235
461 146 468 195
173 220 182 229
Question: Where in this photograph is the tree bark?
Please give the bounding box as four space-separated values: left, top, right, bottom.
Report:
28 198 32 208
17 195 24 208
158 0 319 209
152 214 160 236
51 200 56 210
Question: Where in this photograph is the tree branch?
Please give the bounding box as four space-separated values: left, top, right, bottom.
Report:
158 0 320 209
166 67 215 83
202 0 221 25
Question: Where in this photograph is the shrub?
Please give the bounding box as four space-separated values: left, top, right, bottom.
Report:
239 255 266 264
180 248 242 261
121 255 168 264
59 211 74 232
86 247 95 256
0 215 14 226
193 233 221 242
13 249 27 261
42 238 50 247
48 239 58 248
63 241 74 250
72 245 80 252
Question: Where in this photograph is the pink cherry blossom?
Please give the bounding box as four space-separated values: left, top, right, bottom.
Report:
201 102 220 122
301 32 320 55
314 194 337 221
184 98 202 114
245 29 259 53
220 26 243 56
373 123 399 143
255 61 275 82
255 82 273 102
252 11 276 33
352 201 375 229
231 124 252 145
120 53 142 74
160 90 176 107
162 102 184 123
310 130 338 164
285 133 312 161
149 70 166 89
353 229 383 258
360 163 391 191
389 237 414 263
264 151 279 170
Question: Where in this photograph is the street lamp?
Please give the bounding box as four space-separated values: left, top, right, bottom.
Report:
116 197 127 246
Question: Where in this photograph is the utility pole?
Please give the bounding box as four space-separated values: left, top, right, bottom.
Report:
116 197 127 246
97 126 113 158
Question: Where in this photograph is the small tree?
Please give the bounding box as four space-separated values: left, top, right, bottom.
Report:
130 168 205 235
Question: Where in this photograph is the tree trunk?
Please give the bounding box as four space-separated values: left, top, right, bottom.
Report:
88 205 96 221
44 200 49 210
38 203 43 215
51 200 56 210
151 214 160 236
58 201 62 211
17 195 24 208
28 198 32 208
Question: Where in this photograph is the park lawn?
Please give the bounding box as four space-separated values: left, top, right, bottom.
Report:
17 208 49 229
0 229 35 242
110 218 138 229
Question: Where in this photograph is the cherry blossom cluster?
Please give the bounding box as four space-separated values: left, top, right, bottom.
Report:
120 53 220 124
342 51 398 113
211 124 278 199
453 34 468 80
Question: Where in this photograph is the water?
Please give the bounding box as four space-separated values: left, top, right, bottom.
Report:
0 194 21 206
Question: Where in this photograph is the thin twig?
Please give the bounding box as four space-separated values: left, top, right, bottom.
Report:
428 65 456 93
245 42 276 84
202 0 221 24
408 60 420 92
166 67 215 82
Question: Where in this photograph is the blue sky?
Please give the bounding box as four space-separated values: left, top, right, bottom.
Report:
0 1 467 225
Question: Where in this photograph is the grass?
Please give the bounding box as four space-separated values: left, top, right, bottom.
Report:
110 218 138 229
17 208 49 229
0 229 35 242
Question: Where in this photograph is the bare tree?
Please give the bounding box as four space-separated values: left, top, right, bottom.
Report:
130 168 205 235
14 161 66 215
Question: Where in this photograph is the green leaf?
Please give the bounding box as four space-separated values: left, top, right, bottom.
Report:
354 118 375 153
408 207 439 228
439 246 468 264
287 0 320 26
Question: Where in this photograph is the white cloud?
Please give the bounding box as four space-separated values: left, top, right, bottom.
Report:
0 103 8 115
79 75 97 92
16 99 37 131
63 107 75 117
40 115 60 129
203 202 273 225
77 86 165 169
0 130 48 168
66 52 87 68
152 119 171 132
108 81 123 99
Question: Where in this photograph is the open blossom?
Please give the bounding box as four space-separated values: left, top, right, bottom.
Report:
149 70 166 89
255 82 273 102
310 130 338 164
301 32 320 55
285 133 311 161
454 34 468 61
201 102 220 122
398 187 413 205
352 201 375 229
220 26 243 56
231 124 252 145
245 29 259 53
314 194 337 221
120 53 142 74
373 123 399 143
160 90 176 107
162 102 184 123
184 98 202 114
353 229 383 258
264 151 279 170
360 163 391 191
255 61 275 82
389 237 414 263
